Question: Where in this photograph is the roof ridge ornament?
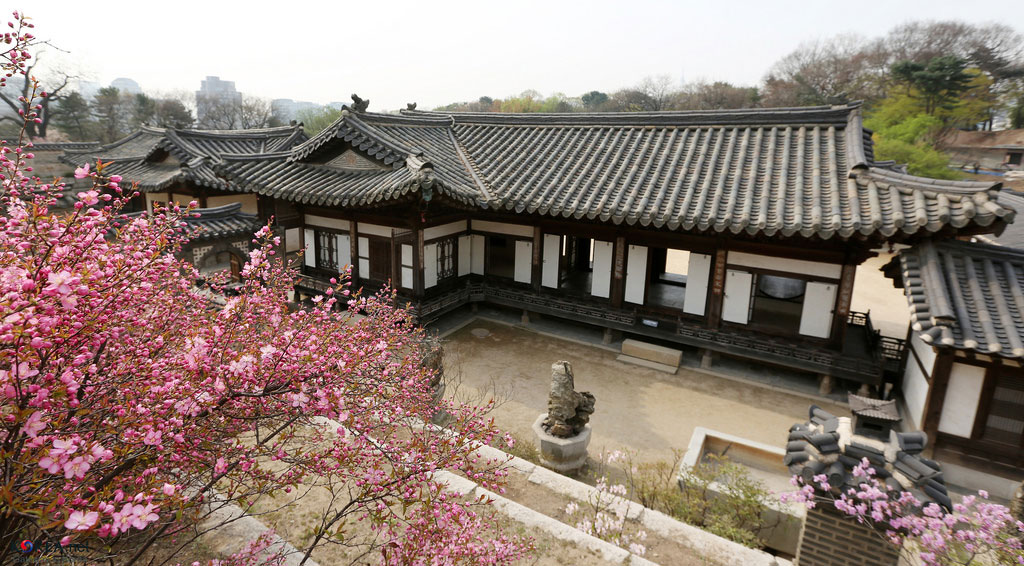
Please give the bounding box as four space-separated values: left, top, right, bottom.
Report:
350 94 369 113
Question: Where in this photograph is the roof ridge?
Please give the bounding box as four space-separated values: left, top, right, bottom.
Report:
864 167 1002 193
402 102 862 126
447 128 495 205
289 110 417 164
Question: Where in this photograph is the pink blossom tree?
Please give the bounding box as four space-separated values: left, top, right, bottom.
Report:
784 459 1024 566
1 12 529 565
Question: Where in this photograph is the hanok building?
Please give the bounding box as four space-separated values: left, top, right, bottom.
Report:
202 101 1016 393
888 240 1024 472
60 124 307 273
61 124 307 215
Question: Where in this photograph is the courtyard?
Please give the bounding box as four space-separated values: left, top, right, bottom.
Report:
441 316 850 469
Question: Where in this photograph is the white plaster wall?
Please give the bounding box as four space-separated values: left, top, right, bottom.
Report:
727 251 842 279
357 223 393 237
912 331 937 372
902 331 936 429
471 220 534 238
285 228 300 253
304 214 350 231
144 192 160 211
938 363 986 438
423 220 467 241
207 194 258 214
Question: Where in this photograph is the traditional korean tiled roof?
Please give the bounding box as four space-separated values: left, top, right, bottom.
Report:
182 202 262 241
119 202 261 242
785 402 951 510
61 125 307 192
218 101 1015 242
894 240 1024 359
976 191 1024 248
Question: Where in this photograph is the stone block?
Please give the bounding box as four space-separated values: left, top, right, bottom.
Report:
621 338 682 367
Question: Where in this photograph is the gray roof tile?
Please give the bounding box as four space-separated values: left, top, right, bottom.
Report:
62 126 308 192
897 240 1024 359
221 103 1016 241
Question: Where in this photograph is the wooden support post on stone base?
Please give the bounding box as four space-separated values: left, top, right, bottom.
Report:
521 310 530 325
818 374 834 396
700 349 717 369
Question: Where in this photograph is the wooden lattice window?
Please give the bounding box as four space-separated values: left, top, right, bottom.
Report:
316 230 338 271
436 238 456 282
980 369 1024 448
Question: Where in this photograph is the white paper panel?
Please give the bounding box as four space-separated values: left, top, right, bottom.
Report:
542 234 560 288
303 228 315 268
682 253 712 316
336 234 351 268
514 240 533 284
722 269 753 324
624 245 647 304
799 281 837 338
471 235 485 275
458 235 471 276
424 243 438 288
591 240 613 298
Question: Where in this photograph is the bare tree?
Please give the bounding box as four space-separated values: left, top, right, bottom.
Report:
197 92 279 129
679 81 760 110
637 75 678 111
0 54 77 138
762 35 882 107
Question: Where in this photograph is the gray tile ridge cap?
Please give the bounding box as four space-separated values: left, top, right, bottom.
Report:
219 151 293 162
932 237 1024 263
173 124 302 137
62 129 163 160
403 101 860 126
864 167 1002 193
288 110 419 163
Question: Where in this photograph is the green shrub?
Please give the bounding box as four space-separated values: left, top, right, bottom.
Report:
621 451 776 549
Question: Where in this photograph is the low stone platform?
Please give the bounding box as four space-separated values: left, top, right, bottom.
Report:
616 354 679 374
621 339 682 368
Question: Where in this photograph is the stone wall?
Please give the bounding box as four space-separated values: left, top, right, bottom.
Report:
794 503 900 566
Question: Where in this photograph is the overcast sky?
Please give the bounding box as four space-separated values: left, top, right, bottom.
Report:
21 0 1024 112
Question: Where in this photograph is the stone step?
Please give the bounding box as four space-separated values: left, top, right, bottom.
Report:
616 354 679 375
621 338 682 368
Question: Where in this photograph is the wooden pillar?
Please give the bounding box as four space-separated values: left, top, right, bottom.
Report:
611 236 626 309
415 228 424 296
706 248 728 328
921 351 954 448
349 221 360 283
389 229 398 289
831 262 857 348
531 226 542 291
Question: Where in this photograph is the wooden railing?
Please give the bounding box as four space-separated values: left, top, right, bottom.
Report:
300 275 894 384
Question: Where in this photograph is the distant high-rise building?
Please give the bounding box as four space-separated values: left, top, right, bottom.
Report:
76 80 101 100
196 76 243 128
270 98 322 123
110 77 142 95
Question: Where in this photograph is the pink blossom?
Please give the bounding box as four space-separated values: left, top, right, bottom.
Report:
73 163 90 179
20 410 45 438
64 510 98 531
63 456 90 479
76 190 99 206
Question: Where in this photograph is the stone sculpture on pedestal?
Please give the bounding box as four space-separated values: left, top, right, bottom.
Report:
533 361 595 473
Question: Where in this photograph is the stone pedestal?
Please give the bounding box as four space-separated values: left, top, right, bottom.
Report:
818 374 834 395
532 413 591 473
